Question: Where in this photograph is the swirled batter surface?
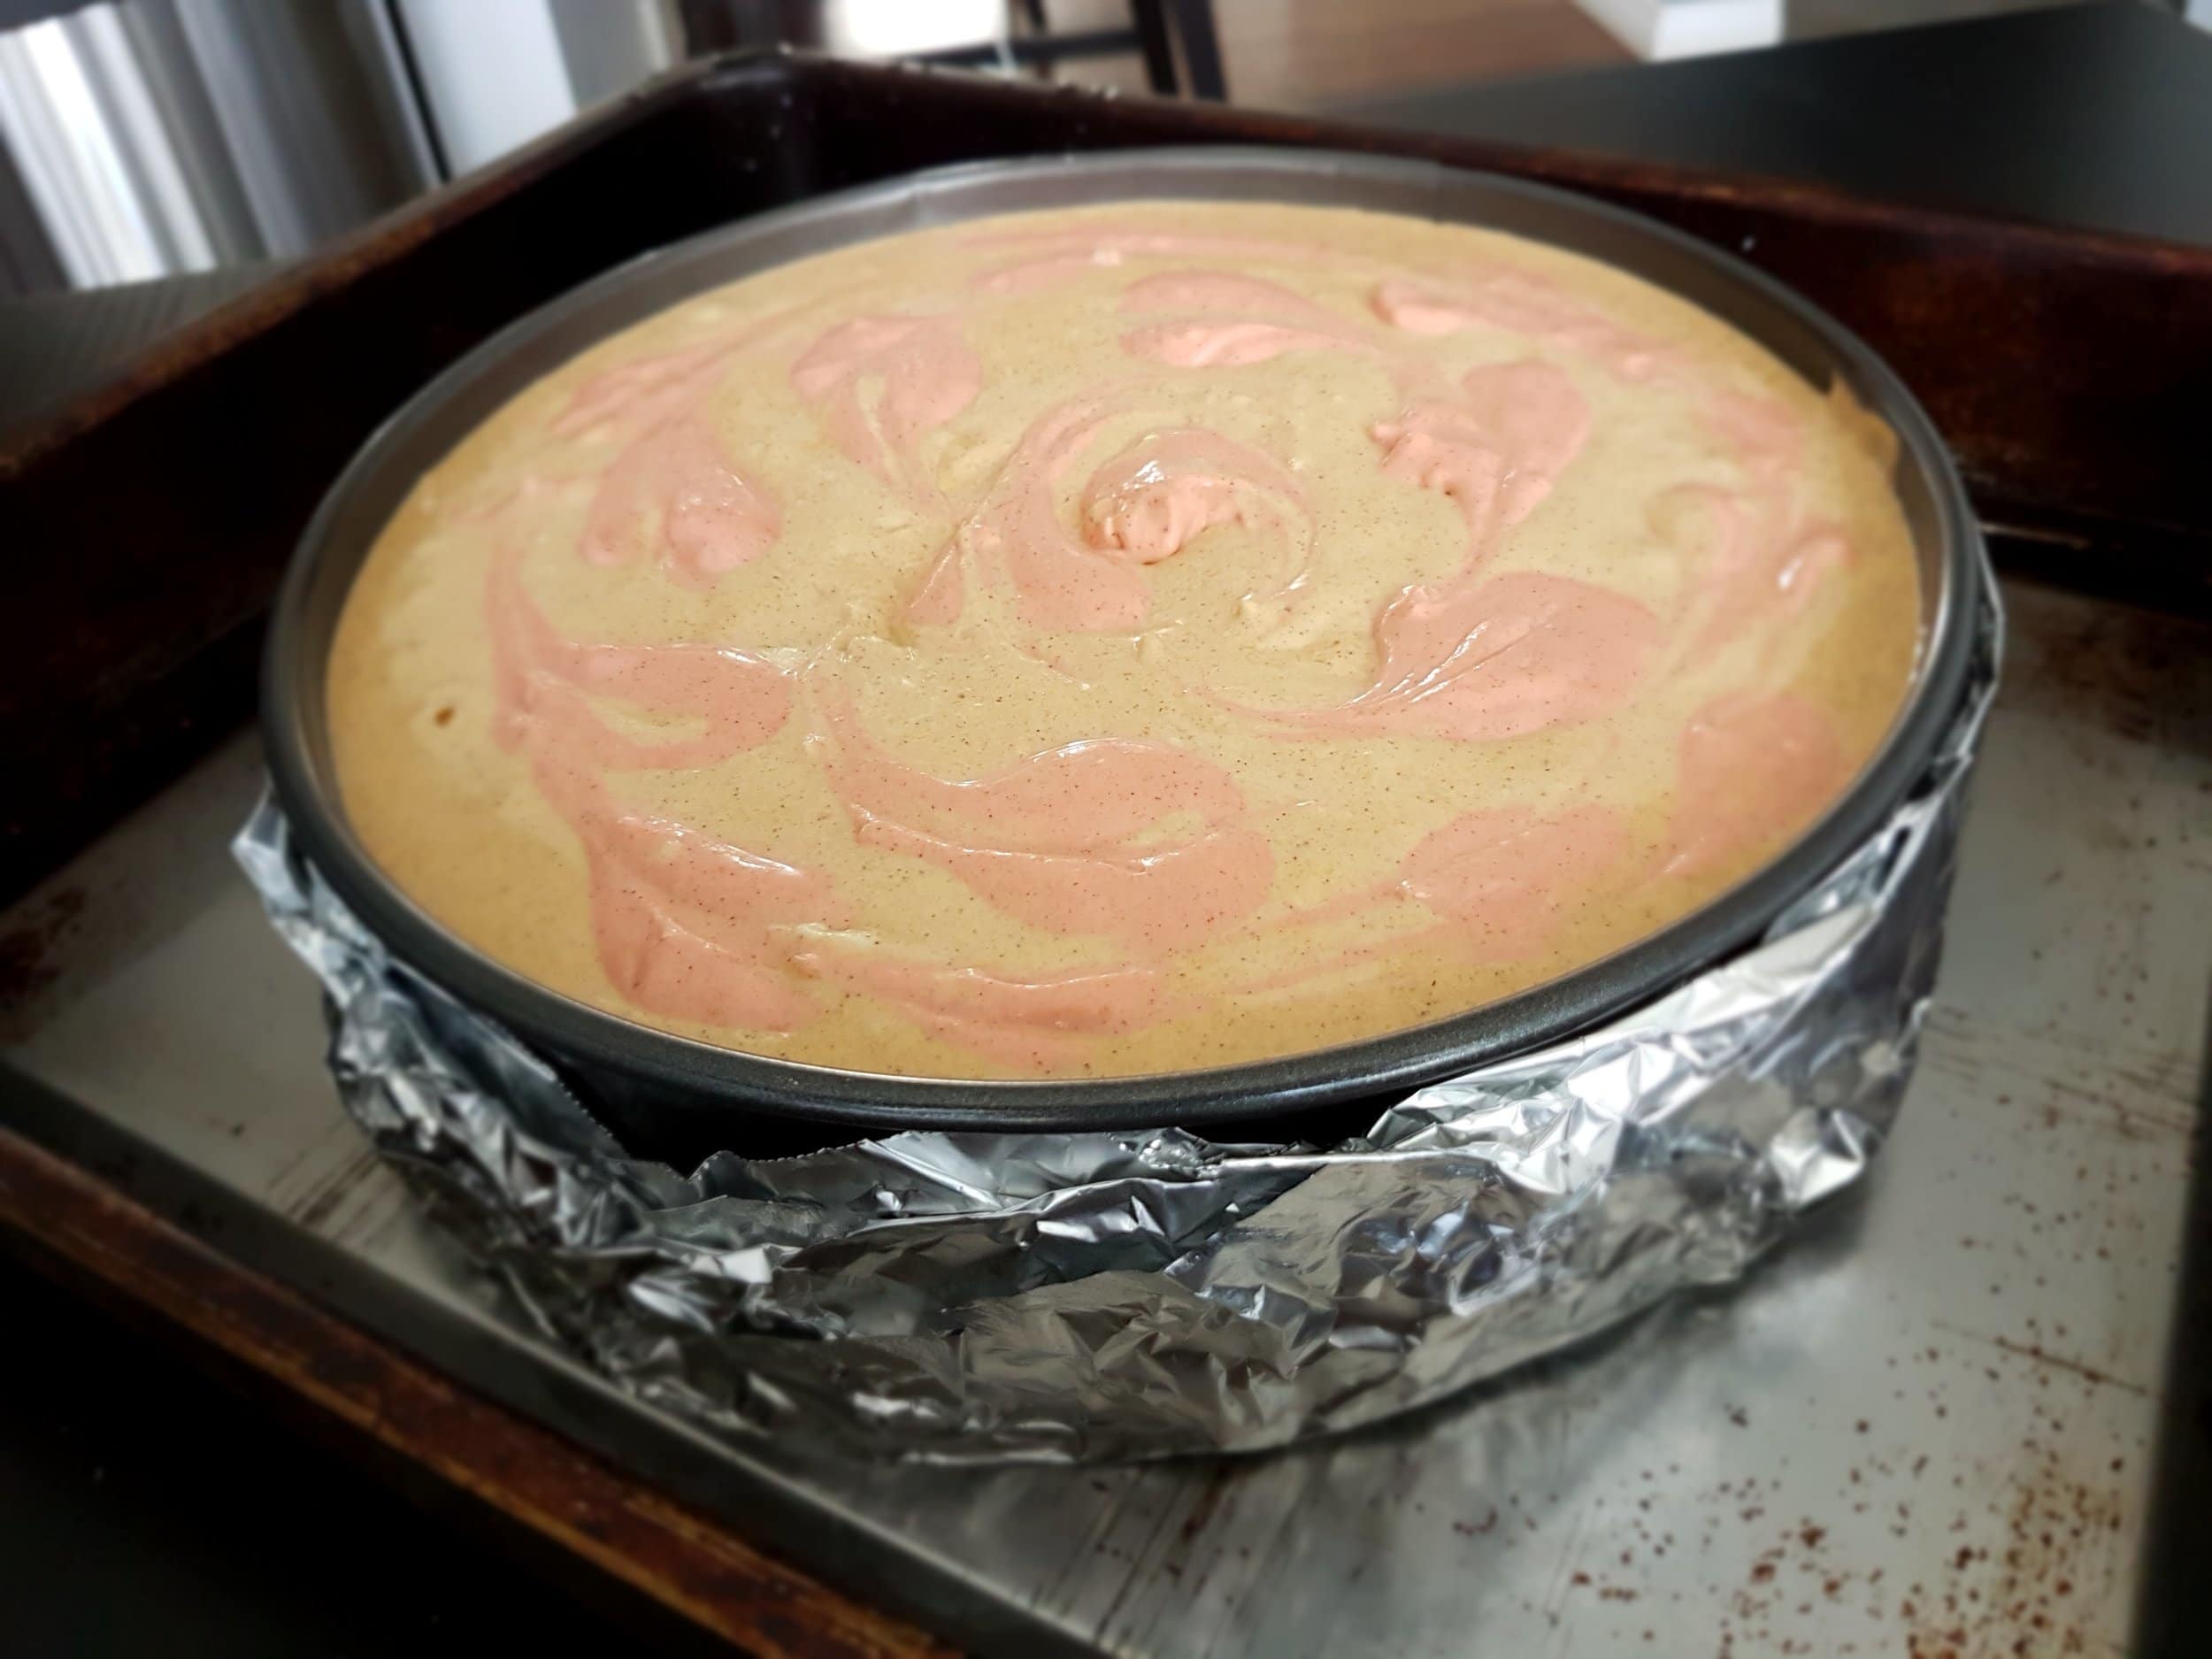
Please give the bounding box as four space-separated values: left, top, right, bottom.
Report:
328 202 1920 1079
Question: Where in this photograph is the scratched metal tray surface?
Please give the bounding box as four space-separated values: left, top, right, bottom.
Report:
3 576 2204 1658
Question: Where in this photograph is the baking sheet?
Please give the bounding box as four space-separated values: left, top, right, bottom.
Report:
5 576 2201 1655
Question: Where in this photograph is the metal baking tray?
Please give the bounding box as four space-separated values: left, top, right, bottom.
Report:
12 49 2197 925
260 146 1984 1148
3 51 2203 1658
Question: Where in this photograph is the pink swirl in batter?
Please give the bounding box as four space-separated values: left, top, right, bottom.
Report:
487 546 835 1029
578 417 780 588
1112 306 1626 771
818 703 1272 953
857 818 1272 956
1117 262 1378 365
972 251 1123 296
909 409 1315 633
1244 571 1658 743
1080 428 1310 582
1244 801 1631 993
488 548 792 771
1663 692 1848 878
818 700 1241 840
972 232 1356 301
1118 269 1331 319
557 339 781 587
1667 393 1854 647
536 762 839 1033
1124 318 1378 368
790 314 983 500
1371 358 1590 565
1400 803 1630 957
1373 273 1670 382
1705 388 1805 480
905 399 1149 633
1663 486 1852 650
555 340 732 439
793 942 1172 1067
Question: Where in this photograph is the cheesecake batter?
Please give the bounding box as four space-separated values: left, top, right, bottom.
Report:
327 202 1921 1079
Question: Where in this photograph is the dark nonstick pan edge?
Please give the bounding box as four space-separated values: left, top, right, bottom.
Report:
263 146 1985 1135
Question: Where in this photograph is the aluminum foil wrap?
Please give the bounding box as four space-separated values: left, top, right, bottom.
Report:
235 586 1997 1462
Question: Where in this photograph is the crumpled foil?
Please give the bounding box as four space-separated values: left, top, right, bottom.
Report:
235 584 1998 1463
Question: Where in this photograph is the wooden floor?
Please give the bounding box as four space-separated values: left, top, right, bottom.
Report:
1043 0 1632 107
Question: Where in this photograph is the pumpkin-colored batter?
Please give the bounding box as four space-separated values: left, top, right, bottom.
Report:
327 202 1919 1079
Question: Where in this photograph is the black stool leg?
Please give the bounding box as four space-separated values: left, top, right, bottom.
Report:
1131 0 1181 95
1164 0 1226 100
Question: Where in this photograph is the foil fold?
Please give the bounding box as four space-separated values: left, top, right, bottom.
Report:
235 588 1997 1461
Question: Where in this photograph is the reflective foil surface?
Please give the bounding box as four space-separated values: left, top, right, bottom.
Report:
235 580 1996 1461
